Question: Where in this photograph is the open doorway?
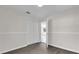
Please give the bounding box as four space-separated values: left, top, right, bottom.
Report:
41 21 48 47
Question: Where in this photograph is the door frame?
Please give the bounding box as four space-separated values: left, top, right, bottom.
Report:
46 17 52 47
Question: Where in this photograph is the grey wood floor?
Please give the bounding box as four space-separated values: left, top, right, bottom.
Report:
4 42 77 54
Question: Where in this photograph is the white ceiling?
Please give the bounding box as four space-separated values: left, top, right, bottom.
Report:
0 5 78 21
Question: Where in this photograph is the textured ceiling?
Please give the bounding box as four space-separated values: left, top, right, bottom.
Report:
0 5 78 21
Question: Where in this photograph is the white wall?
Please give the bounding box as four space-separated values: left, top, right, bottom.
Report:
48 7 79 53
0 7 40 53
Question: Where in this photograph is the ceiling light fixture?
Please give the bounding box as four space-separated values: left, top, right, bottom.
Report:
26 11 31 14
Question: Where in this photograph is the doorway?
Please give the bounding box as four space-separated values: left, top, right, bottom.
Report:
41 21 48 47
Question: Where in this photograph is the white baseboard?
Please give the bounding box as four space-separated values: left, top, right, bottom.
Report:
0 32 40 54
1 41 40 54
1 44 28 54
48 43 79 53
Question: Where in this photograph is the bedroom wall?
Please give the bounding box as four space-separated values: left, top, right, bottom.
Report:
0 7 40 53
48 7 79 53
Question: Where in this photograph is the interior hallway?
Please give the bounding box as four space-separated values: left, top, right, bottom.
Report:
4 43 77 54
